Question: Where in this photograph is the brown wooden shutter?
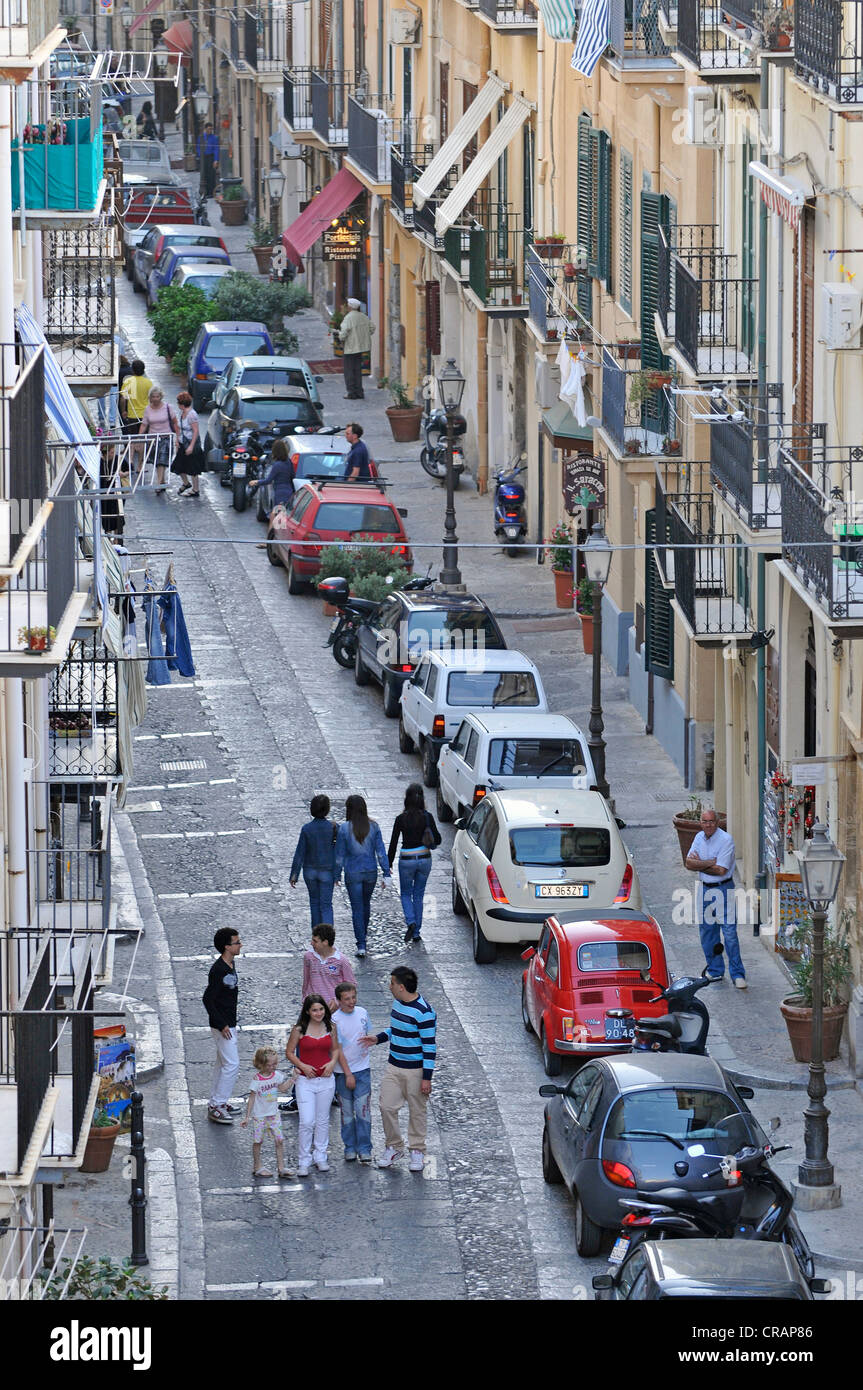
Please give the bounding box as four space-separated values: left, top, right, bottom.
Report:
439 63 449 142
793 206 815 438
319 0 333 68
462 82 478 171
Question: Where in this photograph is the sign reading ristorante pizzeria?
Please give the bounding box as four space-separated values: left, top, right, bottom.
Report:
563 454 606 514
322 224 363 261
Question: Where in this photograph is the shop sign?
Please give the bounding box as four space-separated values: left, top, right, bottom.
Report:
563 454 605 515
322 224 363 261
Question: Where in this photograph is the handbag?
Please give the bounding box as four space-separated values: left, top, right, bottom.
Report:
422 811 436 850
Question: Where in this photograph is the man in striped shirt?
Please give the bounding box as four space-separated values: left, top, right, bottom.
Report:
361 965 436 1172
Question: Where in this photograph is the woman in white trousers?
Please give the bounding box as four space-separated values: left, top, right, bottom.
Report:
286 994 351 1176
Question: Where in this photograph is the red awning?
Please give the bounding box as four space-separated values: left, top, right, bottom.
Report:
128 0 166 38
163 20 193 64
281 167 364 267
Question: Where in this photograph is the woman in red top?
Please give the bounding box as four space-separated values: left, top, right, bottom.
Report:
286 994 351 1175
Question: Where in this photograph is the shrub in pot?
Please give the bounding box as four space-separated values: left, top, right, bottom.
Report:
381 377 422 442
80 1106 122 1173
40 1255 169 1300
779 908 853 1063
575 577 595 653
547 521 574 609
216 181 248 225
248 216 276 274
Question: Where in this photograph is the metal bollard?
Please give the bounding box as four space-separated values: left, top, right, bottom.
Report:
129 1091 148 1266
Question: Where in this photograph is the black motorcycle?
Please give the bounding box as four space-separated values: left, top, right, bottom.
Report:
420 408 466 487
219 429 262 512
317 576 380 668
609 943 726 1055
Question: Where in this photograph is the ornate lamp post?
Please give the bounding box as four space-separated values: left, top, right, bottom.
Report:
437 358 466 590
795 821 844 1206
583 522 612 801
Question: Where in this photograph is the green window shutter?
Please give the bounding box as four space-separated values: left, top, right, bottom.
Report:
619 150 633 317
640 189 670 436
577 113 593 320
644 507 674 681
598 130 611 291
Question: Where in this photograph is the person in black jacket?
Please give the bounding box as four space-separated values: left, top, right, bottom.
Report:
388 784 442 945
203 927 242 1124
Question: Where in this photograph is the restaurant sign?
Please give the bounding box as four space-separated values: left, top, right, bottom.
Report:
563 454 605 515
322 223 363 261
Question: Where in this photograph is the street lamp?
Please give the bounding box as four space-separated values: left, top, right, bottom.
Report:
583 522 612 801
120 5 134 35
193 84 212 120
154 42 169 75
266 165 286 202
795 821 844 1201
437 358 466 589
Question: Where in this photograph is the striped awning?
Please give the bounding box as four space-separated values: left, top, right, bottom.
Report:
748 161 811 231
434 97 533 236
413 74 509 210
15 303 100 483
536 0 578 40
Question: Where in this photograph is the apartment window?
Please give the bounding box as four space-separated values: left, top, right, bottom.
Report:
439 63 449 141
793 205 815 432
619 150 633 317
318 0 333 66
577 116 611 310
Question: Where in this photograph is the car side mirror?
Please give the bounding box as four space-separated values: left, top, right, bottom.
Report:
538 1084 563 1097
454 817 466 830
397 507 408 517
521 947 536 961
809 1278 832 1295
736 1085 755 1100
592 1274 614 1291
615 817 626 830
315 375 324 383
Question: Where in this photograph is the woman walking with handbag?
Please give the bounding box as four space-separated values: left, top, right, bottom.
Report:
139 386 180 494
172 391 205 497
388 783 442 945
334 795 391 959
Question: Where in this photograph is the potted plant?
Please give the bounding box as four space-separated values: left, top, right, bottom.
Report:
672 795 728 866
80 1106 122 1174
779 909 853 1063
575 577 596 654
534 233 566 260
248 216 276 274
563 261 578 281
547 521 574 608
663 436 681 455
381 377 423 442
18 624 56 653
624 439 642 456
215 180 248 226
616 340 641 361
764 2 794 48
184 142 198 172
40 1256 169 1300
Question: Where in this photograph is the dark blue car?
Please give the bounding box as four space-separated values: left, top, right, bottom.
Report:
187 321 276 411
146 245 232 307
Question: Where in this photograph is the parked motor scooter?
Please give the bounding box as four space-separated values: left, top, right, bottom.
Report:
611 943 725 1055
420 408 466 487
609 1119 815 1280
493 456 528 556
318 570 435 668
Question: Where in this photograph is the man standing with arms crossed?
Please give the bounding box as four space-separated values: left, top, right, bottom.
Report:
362 965 436 1171
203 928 243 1123
686 809 746 989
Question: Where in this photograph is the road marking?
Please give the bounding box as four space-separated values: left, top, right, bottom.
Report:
232 886 272 895
166 779 208 788
158 886 272 902
195 679 250 687
134 734 159 742
209 778 237 785
126 801 163 813
141 829 247 840
185 1022 291 1033
158 893 193 900
191 890 227 899
127 784 165 792
161 731 215 739
325 1278 384 1288
140 833 184 840
160 759 208 772
206 1280 316 1292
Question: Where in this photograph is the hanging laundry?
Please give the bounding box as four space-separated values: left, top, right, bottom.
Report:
143 590 171 686
559 344 588 426
158 584 196 678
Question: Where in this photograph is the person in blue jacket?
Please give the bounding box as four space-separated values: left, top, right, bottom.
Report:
335 795 391 958
249 438 296 516
289 794 337 926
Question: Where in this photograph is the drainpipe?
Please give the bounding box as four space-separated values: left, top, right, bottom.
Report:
755 56 769 894
377 0 384 94
536 19 544 236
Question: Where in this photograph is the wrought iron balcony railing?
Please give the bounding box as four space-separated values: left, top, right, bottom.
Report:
0 459 77 659
723 0 795 48
795 0 863 103
410 155 461 242
48 639 120 781
347 97 416 184
601 349 678 457
663 486 754 637
661 224 756 377
477 0 539 27
311 69 355 146
242 3 288 72
283 67 313 132
42 226 118 388
526 243 593 342
466 202 528 311
27 780 112 935
676 0 761 69
390 143 436 226
780 446 863 622
710 414 826 529
608 0 674 59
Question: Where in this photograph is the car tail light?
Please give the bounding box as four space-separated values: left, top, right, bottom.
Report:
614 864 634 904
390 544 408 558
486 865 509 904
432 717 446 738
561 1016 575 1043
472 786 486 805
621 1212 654 1228
196 373 209 380
546 823 574 828
602 1160 636 1189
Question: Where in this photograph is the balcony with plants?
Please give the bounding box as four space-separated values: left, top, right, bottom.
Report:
722 0 794 50
657 223 757 379
461 200 529 314
656 474 754 640
779 444 863 626
476 0 538 29
12 70 104 220
795 0 863 103
599 348 679 459
526 241 593 343
675 0 762 71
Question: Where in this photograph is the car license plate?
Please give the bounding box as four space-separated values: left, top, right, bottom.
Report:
534 883 588 898
608 1235 630 1266
605 1015 635 1041
232 460 247 477
505 526 520 537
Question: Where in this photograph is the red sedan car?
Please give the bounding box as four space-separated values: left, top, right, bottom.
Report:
521 908 671 1075
266 479 412 594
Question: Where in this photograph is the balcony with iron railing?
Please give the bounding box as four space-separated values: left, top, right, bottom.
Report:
410 156 462 244
464 202 529 313
606 0 682 68
779 444 863 625
662 485 754 638
12 72 104 221
710 413 826 530
311 69 355 146
49 639 120 781
283 67 314 133
600 348 679 458
42 225 118 390
390 143 437 227
0 0 63 68
676 0 762 71
347 97 417 186
723 0 795 49
526 243 594 343
657 224 757 378
795 0 863 103
243 3 288 73
476 0 539 29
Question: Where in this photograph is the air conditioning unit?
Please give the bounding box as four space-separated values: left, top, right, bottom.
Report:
822 283 863 349
686 87 722 147
389 9 422 44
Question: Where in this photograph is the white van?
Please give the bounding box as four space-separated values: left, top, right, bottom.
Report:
436 712 597 821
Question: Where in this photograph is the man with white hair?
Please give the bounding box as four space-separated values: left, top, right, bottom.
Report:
339 296 375 400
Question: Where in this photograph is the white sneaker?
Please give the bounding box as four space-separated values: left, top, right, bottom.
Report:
409 1150 425 1173
734 977 748 990
315 1159 330 1172
376 1146 403 1169
297 1164 310 1177
207 1105 233 1125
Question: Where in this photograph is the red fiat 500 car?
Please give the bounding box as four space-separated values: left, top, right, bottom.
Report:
521 908 670 1075
267 480 412 594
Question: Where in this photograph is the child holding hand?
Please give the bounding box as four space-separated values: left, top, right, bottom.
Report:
241 1045 296 1179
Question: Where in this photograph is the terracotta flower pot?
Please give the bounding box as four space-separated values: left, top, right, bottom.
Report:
252 244 274 274
184 152 198 172
779 997 848 1063
535 241 564 259
552 567 574 609
580 611 594 655
672 812 728 867
80 1121 121 1174
385 405 423 442
218 198 247 226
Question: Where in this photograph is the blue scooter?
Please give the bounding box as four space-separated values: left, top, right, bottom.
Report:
493 455 527 557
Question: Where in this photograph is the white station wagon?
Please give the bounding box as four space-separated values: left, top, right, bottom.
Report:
436 712 597 823
451 788 642 963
